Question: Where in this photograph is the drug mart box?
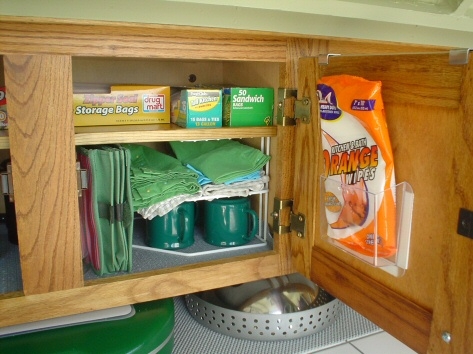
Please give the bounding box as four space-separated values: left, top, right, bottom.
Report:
0 86 7 130
176 89 222 128
73 85 170 127
223 87 274 127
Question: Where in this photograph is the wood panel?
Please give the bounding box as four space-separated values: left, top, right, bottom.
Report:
3 55 83 294
428 54 473 353
327 38 448 54
318 53 461 108
75 125 277 145
312 248 432 354
294 53 467 352
282 38 329 277
0 251 282 327
0 17 286 62
311 52 462 313
285 38 440 275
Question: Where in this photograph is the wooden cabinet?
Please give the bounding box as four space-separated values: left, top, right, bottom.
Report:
0 16 472 354
294 52 473 353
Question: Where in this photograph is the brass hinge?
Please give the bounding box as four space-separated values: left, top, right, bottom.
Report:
277 88 311 126
0 162 88 201
272 197 306 238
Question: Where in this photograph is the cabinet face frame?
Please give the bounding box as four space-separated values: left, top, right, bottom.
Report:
0 54 289 325
4 54 84 295
0 17 294 327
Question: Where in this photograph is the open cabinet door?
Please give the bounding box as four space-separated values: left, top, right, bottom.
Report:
292 52 473 353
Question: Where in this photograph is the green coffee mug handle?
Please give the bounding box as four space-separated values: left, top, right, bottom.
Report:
178 208 190 243
243 208 259 241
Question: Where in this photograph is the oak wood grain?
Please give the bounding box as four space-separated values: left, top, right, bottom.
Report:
428 53 473 354
0 126 277 148
0 17 286 62
75 125 277 145
290 49 324 278
3 54 83 294
311 247 432 354
312 52 461 313
296 52 469 353
0 251 282 327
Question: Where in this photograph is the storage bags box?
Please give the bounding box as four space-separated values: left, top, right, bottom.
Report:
73 85 170 126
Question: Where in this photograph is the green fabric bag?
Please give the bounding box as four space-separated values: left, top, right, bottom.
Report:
170 140 271 184
78 145 134 276
123 144 201 210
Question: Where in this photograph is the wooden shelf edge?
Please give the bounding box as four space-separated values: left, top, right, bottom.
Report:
74 125 278 145
311 247 432 354
0 124 277 150
0 126 277 149
0 251 284 328
0 131 8 150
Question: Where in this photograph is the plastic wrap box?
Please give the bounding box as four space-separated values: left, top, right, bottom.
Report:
73 85 170 127
175 88 222 128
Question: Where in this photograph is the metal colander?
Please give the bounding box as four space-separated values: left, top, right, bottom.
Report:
185 274 342 341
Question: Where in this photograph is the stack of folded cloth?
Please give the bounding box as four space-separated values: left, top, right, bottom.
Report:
123 143 201 212
133 140 271 220
139 175 270 220
169 139 271 184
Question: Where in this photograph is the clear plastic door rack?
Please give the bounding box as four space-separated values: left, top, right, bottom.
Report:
320 176 414 277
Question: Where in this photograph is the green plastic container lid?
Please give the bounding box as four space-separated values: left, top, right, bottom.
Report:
0 298 174 354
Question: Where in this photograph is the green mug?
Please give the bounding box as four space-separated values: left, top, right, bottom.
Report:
146 202 195 250
203 197 259 247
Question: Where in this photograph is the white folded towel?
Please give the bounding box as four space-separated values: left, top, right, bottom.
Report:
138 175 269 219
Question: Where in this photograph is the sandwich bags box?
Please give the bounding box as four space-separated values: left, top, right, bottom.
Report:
73 85 170 126
223 87 274 127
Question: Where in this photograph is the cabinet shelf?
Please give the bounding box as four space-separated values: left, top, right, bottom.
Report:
0 125 278 149
75 124 277 145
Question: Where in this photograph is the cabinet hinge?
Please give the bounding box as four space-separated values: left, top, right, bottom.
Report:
0 162 88 201
277 88 311 126
272 197 306 238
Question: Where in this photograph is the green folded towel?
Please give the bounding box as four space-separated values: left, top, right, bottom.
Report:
123 144 201 210
170 140 271 184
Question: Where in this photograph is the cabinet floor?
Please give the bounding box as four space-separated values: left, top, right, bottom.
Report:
312 331 416 354
172 296 384 354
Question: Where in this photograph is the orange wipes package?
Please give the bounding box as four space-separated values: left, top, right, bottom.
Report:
317 75 396 258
